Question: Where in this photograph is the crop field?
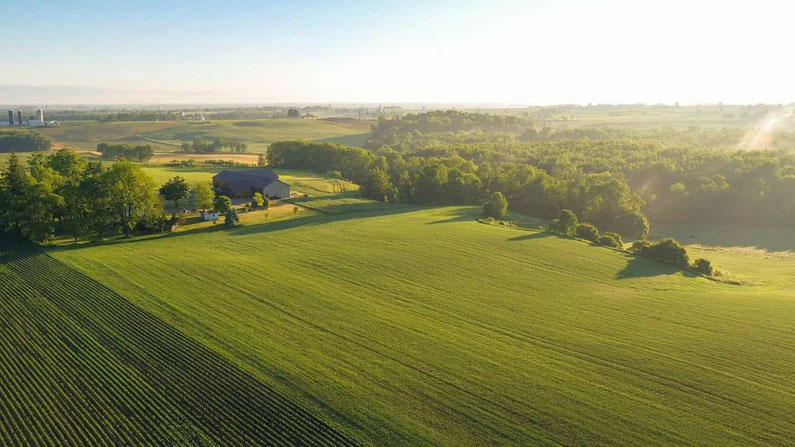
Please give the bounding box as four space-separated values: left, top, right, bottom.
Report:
462 104 795 131
31 119 373 152
44 205 795 446
0 238 357 447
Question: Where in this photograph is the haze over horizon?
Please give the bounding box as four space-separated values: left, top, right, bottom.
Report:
2 0 794 105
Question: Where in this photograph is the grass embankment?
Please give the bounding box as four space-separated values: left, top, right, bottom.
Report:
48 204 795 447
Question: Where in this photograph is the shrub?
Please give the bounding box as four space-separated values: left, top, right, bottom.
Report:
693 258 713 275
251 192 264 209
598 233 622 248
640 238 689 267
575 223 599 242
263 197 270 209
613 210 650 240
631 239 651 251
214 196 231 213
604 231 623 246
483 192 508 219
225 209 240 227
557 209 578 234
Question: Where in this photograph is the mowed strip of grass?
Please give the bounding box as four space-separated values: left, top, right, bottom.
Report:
0 239 358 447
50 206 795 447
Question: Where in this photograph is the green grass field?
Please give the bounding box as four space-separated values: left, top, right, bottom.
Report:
30 118 372 153
0 238 357 447
38 204 795 446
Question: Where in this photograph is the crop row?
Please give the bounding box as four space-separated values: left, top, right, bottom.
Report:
0 239 358 447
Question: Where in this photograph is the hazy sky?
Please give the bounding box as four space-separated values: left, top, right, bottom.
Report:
1 0 794 104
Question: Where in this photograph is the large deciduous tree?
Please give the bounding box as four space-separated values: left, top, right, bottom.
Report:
192 182 215 211
160 176 190 211
103 161 159 237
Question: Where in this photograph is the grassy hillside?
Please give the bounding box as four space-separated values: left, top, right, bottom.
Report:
32 119 372 152
48 205 795 446
0 238 357 447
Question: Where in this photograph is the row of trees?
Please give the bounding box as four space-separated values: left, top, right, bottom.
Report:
0 150 165 243
0 131 51 152
539 208 713 275
367 110 526 149
180 137 248 154
268 140 649 238
97 143 155 162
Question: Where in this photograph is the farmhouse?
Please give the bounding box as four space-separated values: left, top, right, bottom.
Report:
212 168 291 199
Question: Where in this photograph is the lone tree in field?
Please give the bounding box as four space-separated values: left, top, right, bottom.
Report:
287 108 300 118
214 195 232 214
251 192 264 209
192 182 214 211
483 192 508 219
159 176 190 211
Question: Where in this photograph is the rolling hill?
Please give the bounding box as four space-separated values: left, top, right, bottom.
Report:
32 204 795 446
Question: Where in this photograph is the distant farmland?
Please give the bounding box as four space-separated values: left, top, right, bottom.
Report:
31 118 373 153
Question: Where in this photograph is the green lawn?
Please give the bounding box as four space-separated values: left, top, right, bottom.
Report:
48 205 795 447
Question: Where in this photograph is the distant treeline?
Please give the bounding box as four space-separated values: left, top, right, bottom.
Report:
97 143 154 162
367 111 526 148
180 137 248 154
0 131 51 152
362 112 795 228
268 140 649 238
41 105 395 122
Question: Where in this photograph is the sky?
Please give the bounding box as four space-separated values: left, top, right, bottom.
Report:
1 0 794 105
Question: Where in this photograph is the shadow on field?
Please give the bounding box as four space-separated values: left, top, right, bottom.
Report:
50 203 426 253
616 255 696 279
231 204 420 237
426 208 476 224
507 231 552 242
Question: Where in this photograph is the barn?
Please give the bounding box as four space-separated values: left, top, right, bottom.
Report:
212 168 291 199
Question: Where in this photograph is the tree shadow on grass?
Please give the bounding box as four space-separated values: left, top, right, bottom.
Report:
231 204 420 237
507 231 553 242
616 254 698 279
425 207 477 224
47 202 425 253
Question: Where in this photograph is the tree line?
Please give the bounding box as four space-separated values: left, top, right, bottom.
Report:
180 137 248 154
97 143 155 162
0 131 52 152
0 150 167 243
268 140 649 238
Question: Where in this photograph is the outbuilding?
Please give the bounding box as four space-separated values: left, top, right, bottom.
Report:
212 168 291 199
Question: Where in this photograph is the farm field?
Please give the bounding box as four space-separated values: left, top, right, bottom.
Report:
46 205 795 447
30 118 373 152
467 104 795 131
0 238 357 447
